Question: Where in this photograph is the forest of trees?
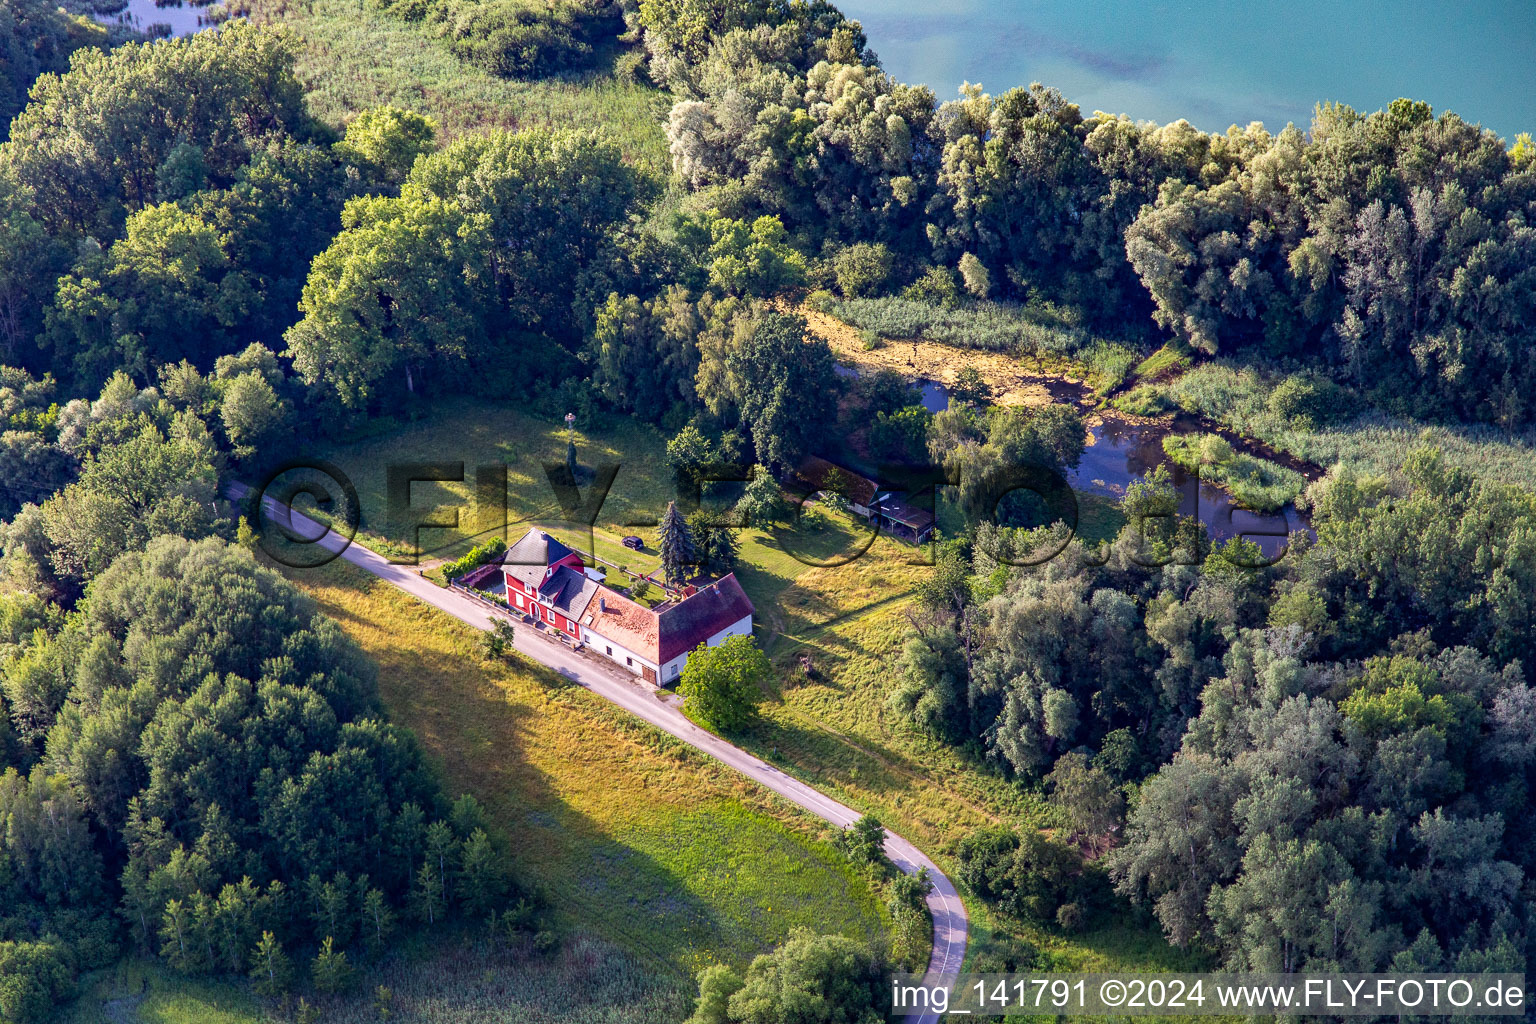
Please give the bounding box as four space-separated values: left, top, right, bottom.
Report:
2 0 1535 1019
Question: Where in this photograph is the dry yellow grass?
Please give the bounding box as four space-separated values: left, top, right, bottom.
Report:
800 304 1084 409
285 557 887 974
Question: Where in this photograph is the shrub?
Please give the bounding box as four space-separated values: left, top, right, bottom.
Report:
958 252 991 298
442 537 507 581
902 266 960 307
1267 374 1350 430
1197 434 1233 465
685 929 891 1024
805 288 836 313
1162 433 1305 512
868 405 931 462
832 242 893 298
1112 383 1173 417
0 941 76 1024
951 366 990 406
955 826 1095 928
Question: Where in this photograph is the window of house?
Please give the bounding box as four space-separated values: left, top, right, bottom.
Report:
626 657 632 667
605 646 612 656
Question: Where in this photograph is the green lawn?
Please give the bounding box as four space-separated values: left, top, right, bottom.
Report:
294 400 1200 985
295 398 934 642
297 397 675 561
297 559 888 972
251 0 672 174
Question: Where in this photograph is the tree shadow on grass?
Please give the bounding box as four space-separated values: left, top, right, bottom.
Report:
367 640 739 971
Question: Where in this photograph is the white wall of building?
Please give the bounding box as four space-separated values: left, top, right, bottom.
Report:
583 613 754 684
657 614 754 684
581 627 658 679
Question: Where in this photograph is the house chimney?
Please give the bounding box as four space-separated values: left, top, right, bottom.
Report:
599 597 607 613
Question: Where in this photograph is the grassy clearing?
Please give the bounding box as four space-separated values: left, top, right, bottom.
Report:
301 397 673 560
291 557 888 971
252 0 671 173
65 934 689 1024
300 398 940 643
1165 362 1536 491
1131 343 1191 382
1162 433 1305 512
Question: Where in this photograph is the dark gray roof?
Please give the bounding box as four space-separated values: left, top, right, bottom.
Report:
539 565 600 617
502 529 573 589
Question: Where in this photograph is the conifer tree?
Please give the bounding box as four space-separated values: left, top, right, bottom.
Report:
311 936 353 994
657 500 696 583
249 930 292 997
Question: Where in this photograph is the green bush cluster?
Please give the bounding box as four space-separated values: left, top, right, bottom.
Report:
367 0 619 78
956 826 1104 931
443 537 508 580
1161 431 1306 511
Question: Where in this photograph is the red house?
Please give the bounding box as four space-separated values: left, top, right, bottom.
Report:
501 529 601 639
499 528 755 685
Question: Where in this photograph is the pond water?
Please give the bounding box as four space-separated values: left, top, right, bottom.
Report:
836 360 1307 555
1071 414 1307 557
917 379 949 414
837 0 1532 141
94 0 217 37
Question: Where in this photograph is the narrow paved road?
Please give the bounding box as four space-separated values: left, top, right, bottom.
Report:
231 483 967 1018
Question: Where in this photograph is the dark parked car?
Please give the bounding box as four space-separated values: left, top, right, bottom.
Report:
621 535 644 550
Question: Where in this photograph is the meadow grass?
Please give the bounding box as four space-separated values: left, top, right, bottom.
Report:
297 402 1195 984
65 934 690 1024
1111 382 1174 417
290 557 888 971
1131 343 1191 382
1162 433 1305 512
1167 362 1536 490
1081 340 1140 395
252 0 671 173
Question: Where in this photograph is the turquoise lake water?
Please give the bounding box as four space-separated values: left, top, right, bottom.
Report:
836 1 1533 141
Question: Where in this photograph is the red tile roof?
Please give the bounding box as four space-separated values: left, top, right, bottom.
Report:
580 588 660 661
656 573 755 663
580 573 755 665
793 456 879 507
